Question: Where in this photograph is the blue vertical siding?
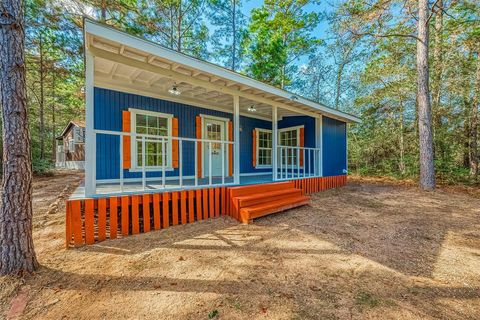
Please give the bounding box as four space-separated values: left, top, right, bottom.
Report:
322 116 347 176
278 116 316 148
93 88 346 181
240 117 272 173
94 87 274 180
278 116 317 172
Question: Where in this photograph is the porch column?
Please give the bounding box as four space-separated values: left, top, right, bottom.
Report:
84 50 96 196
316 115 323 176
272 105 278 181
233 95 240 184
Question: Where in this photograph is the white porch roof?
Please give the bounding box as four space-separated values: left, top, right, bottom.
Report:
84 19 360 123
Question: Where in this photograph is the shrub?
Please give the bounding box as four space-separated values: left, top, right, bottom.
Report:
32 158 54 176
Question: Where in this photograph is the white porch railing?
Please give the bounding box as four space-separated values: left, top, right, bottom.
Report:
276 145 321 180
93 129 235 195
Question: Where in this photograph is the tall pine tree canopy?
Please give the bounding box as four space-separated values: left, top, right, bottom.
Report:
242 0 321 88
12 0 480 185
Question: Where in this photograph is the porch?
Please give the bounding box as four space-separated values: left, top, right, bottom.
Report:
66 175 347 247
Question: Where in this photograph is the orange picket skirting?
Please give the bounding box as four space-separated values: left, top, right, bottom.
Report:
65 175 347 248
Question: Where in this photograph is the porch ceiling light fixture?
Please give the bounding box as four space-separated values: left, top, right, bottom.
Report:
247 105 257 112
168 84 181 96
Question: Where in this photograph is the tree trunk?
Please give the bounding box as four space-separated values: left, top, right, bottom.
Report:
0 0 38 274
470 49 479 177
101 0 107 21
432 0 443 115
51 66 56 162
431 0 443 160
176 2 182 52
231 0 236 71
280 33 287 89
169 8 174 49
39 34 45 160
416 0 436 190
399 103 406 175
334 62 345 110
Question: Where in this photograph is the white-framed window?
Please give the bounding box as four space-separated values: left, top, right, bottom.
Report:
68 139 75 152
73 127 85 143
279 126 303 166
255 128 272 168
129 108 173 170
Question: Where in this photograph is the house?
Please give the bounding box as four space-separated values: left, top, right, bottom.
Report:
56 120 85 169
65 19 361 247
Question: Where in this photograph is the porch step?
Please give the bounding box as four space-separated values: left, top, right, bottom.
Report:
229 181 296 198
239 195 310 223
236 188 303 208
228 181 310 223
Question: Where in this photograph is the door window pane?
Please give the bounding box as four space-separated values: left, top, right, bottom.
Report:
280 129 299 165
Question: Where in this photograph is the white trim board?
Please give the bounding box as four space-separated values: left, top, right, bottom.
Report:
200 114 230 122
96 171 270 184
240 172 272 177
278 125 305 133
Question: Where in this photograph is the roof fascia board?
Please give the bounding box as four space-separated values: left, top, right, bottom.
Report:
60 121 75 137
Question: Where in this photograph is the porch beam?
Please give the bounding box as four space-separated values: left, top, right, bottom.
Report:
233 95 240 184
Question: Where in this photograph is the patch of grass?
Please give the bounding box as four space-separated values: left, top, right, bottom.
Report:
232 301 241 310
225 297 242 310
355 291 379 308
208 310 219 319
385 299 397 307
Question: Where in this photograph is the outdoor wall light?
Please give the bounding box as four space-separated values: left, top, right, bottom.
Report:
168 84 181 95
247 105 257 112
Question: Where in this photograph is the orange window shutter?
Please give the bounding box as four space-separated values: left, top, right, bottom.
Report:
252 129 257 167
299 127 305 166
172 117 179 168
228 121 233 176
195 116 202 178
122 111 131 169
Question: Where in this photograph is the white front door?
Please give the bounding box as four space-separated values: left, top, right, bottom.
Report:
203 118 227 177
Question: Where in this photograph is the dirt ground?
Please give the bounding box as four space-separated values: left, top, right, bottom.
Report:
1 172 480 319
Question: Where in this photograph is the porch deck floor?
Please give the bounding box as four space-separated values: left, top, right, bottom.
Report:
70 174 276 199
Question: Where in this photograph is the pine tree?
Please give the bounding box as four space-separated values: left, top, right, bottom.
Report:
140 0 209 59
243 0 320 88
208 0 246 71
0 0 39 275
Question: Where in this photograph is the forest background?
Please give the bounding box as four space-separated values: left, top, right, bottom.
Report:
23 0 479 185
